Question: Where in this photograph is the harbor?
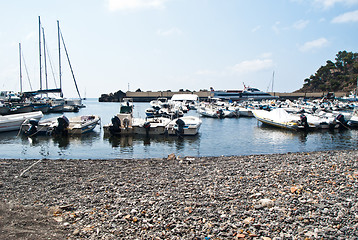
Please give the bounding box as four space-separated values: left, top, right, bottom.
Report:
0 97 358 160
1 0 358 238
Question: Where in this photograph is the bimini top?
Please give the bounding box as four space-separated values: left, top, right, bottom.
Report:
171 94 199 101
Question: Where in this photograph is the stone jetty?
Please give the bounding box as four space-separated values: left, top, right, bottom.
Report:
0 150 357 239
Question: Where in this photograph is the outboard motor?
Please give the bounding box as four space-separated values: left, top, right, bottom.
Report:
109 116 121 134
53 115 70 136
217 109 224 119
123 118 130 129
299 114 309 130
144 121 151 136
336 114 348 129
175 118 185 135
26 118 39 136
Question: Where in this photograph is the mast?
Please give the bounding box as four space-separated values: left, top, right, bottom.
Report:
19 43 22 93
272 71 275 93
38 16 42 91
58 22 82 100
57 20 63 97
42 27 48 91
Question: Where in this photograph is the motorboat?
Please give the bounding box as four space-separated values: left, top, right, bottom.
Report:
103 113 135 136
150 97 169 110
0 111 43 133
237 107 254 117
133 117 171 135
252 108 316 131
166 116 202 136
21 115 101 136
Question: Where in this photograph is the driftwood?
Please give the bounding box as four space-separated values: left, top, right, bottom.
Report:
19 159 42 177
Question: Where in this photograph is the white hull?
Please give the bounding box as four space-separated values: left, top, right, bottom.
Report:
21 115 100 135
167 116 202 136
0 111 43 132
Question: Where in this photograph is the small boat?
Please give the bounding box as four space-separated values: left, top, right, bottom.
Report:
103 113 135 136
197 105 219 118
0 102 11 115
166 116 202 136
252 108 316 131
237 107 254 117
21 115 100 136
133 117 171 135
10 103 34 114
150 97 169 110
32 103 50 113
0 111 43 133
104 116 171 136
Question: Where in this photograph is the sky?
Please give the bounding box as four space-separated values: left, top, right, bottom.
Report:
0 0 358 98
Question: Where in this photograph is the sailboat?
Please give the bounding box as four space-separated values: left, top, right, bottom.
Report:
23 16 84 112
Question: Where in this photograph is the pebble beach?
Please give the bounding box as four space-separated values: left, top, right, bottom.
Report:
1 150 358 239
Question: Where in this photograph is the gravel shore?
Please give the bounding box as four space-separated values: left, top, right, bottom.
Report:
1 150 358 239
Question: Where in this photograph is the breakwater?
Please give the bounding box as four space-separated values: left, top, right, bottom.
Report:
99 91 349 102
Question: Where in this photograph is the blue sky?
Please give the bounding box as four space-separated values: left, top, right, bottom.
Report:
0 0 357 98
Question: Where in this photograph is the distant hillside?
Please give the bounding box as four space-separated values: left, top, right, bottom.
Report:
296 51 358 93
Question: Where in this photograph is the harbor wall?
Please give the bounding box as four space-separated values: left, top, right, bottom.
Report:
124 91 350 102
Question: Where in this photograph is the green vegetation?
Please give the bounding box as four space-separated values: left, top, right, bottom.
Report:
297 51 358 93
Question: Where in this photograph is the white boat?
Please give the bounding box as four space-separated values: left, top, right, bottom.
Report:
212 87 277 101
347 108 358 128
103 113 135 136
133 117 171 135
0 111 43 133
21 115 100 136
166 116 202 136
237 107 254 117
150 97 169 110
197 106 219 118
252 108 316 131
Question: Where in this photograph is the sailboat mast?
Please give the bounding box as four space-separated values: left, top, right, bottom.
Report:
38 16 42 91
59 23 82 100
57 20 63 97
42 27 48 90
19 43 22 93
272 71 275 93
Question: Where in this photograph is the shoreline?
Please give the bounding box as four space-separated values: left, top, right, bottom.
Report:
1 149 357 239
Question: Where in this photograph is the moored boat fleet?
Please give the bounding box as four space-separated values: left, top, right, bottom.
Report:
3 88 358 140
103 96 202 137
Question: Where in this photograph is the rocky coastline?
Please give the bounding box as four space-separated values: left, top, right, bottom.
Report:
0 150 357 239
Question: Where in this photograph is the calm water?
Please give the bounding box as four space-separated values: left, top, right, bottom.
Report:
1 99 358 159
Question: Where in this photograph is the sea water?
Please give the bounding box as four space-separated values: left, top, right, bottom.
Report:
1 99 358 159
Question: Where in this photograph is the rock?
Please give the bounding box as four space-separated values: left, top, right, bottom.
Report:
167 153 176 160
255 199 274 209
73 229 80 236
242 217 254 224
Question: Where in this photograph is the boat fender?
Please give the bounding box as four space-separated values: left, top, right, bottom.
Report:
175 118 185 134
